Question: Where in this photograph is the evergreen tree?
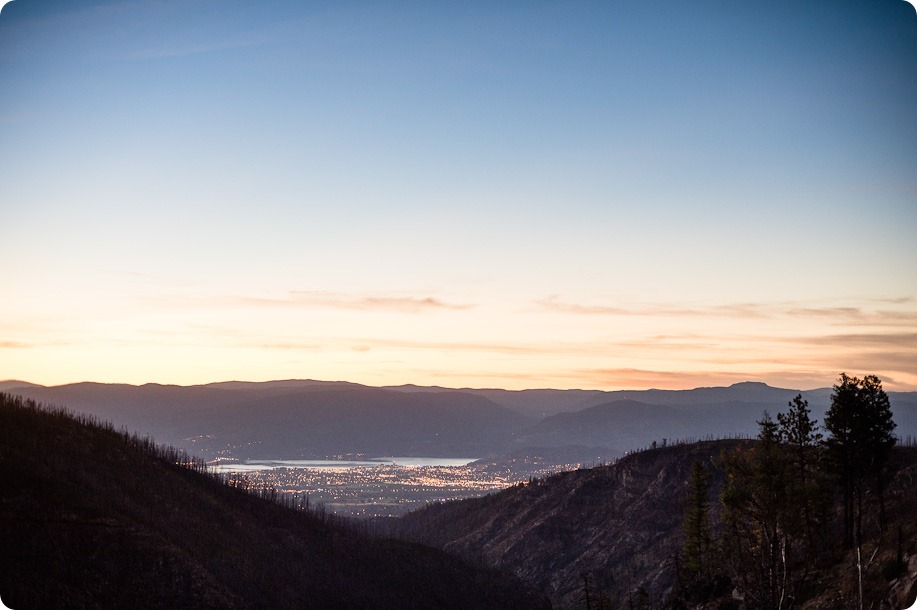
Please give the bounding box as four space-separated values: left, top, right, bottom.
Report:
757 410 779 444
823 373 896 547
777 395 822 462
720 412 810 609
580 572 593 610
682 461 712 579
824 374 896 609
777 395 827 552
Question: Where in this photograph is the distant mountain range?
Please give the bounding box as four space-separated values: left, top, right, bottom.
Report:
2 379 915 462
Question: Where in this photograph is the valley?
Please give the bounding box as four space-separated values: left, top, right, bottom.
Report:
212 457 582 518
2 378 916 608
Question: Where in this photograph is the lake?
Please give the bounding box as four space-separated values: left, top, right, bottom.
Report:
212 456 478 473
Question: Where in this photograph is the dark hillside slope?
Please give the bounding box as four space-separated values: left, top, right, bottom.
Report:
3 382 250 450
391 439 917 609
391 440 742 606
0 394 549 610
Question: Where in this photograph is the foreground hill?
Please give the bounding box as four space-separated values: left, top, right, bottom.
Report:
389 439 917 609
0 393 549 610
390 440 742 606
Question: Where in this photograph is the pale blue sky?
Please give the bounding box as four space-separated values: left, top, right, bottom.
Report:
1 0 916 389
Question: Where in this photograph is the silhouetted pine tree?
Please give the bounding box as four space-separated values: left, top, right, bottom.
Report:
777 395 829 559
721 412 810 609
823 374 896 609
824 374 896 546
681 461 712 580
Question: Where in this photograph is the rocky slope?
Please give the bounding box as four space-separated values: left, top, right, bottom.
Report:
392 440 742 607
391 440 917 609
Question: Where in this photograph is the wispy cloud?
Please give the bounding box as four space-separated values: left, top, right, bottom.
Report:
240 341 327 351
337 330 917 390
610 334 735 352
0 341 31 349
565 368 838 391
0 338 74 349
869 296 914 305
296 292 473 312
538 296 787 318
409 366 841 391
239 336 548 355
224 291 474 313
537 296 917 326
782 307 917 326
353 337 548 354
802 332 917 349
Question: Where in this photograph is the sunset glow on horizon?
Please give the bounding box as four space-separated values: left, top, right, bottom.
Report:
1 0 915 392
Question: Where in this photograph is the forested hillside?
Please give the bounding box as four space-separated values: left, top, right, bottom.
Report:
391 440 741 607
0 393 549 610
390 380 917 609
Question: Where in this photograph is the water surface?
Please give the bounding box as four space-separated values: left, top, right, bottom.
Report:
212 457 477 473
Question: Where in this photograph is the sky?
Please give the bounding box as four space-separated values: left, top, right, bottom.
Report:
1 0 916 391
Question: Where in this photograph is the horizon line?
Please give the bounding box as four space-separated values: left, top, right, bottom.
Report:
0 377 860 394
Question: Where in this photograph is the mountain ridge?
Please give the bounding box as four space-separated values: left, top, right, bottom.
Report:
5 379 915 462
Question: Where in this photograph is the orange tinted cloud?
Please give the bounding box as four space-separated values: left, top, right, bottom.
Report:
0 341 31 349
566 368 839 391
538 296 917 326
216 291 474 313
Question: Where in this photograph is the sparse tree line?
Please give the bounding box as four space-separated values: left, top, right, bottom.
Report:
2 392 552 610
674 373 900 610
0 392 366 534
